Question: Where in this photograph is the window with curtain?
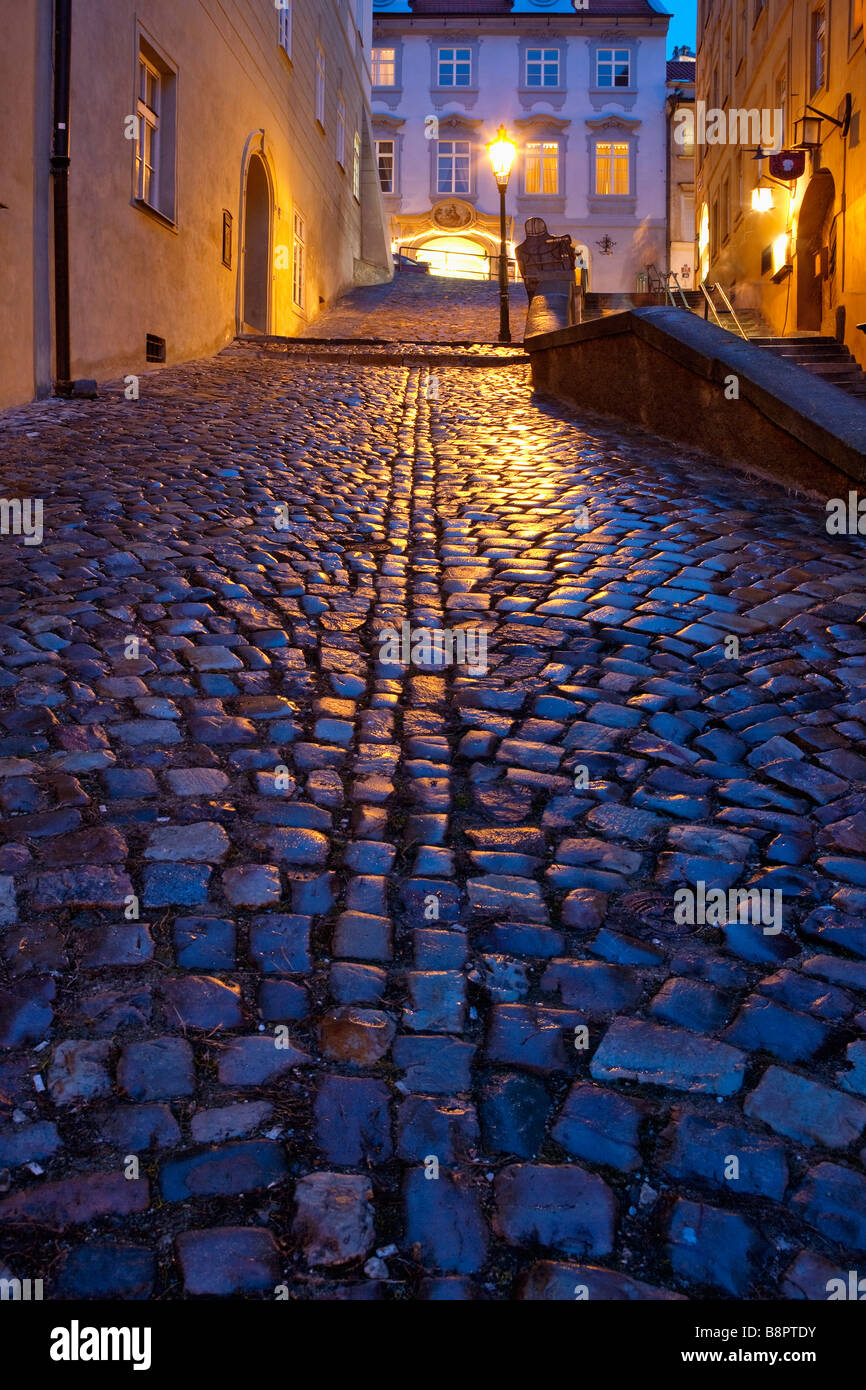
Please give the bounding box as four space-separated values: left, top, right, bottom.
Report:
437 140 471 194
371 47 396 85
595 141 629 195
524 141 559 194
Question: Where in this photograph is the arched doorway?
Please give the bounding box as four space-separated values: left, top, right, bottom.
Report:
796 169 835 332
413 233 493 280
242 153 271 333
574 242 591 292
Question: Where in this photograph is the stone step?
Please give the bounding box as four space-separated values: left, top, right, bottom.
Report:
751 335 866 400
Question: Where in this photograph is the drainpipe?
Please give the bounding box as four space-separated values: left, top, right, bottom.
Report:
664 92 676 281
51 0 72 393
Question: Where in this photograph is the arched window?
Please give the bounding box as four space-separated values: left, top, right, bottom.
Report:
698 203 710 282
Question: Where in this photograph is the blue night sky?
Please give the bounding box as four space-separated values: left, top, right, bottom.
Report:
666 0 698 54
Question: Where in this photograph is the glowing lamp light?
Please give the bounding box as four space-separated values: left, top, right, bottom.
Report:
487 126 517 188
751 186 774 212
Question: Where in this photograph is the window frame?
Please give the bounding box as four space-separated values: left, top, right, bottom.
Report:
132 31 177 227
135 55 161 209
595 47 632 90
437 46 473 88
292 210 305 311
436 138 472 195
371 45 396 86
525 47 560 88
316 44 326 127
353 130 362 201
737 1 747 70
336 94 346 167
677 104 695 158
774 67 788 148
810 4 827 93
523 139 560 196
376 138 396 194
277 0 292 60
594 138 630 196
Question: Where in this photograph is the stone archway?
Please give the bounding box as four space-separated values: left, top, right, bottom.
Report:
242 152 272 333
412 232 493 279
796 169 835 332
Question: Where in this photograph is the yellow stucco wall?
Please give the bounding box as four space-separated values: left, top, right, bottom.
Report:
696 0 866 369
1 6 43 409
1 0 391 407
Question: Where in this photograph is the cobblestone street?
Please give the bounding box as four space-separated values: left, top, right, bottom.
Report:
1 312 866 1301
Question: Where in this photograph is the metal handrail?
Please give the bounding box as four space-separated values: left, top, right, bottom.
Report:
647 263 689 309
700 281 724 329
395 242 518 282
708 281 748 339
666 267 690 309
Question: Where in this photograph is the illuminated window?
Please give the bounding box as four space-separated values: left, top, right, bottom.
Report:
372 47 396 85
526 48 560 87
595 141 629 195
699 203 709 280
437 140 471 194
596 49 631 88
525 141 559 195
353 132 362 200
438 48 472 87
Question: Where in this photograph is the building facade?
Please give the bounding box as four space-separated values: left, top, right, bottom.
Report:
371 0 671 292
695 0 866 366
1 0 391 409
667 46 696 288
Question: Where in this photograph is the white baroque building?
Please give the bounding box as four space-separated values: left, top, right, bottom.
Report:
371 0 671 292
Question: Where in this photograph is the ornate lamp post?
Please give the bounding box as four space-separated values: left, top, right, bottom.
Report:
487 125 517 344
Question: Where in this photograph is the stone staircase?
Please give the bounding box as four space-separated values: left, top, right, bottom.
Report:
581 288 866 401
749 335 866 400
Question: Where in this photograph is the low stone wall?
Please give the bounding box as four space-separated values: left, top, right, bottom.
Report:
523 276 578 339
525 306 866 496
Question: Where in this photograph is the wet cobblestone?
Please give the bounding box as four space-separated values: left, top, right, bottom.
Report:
0 321 865 1301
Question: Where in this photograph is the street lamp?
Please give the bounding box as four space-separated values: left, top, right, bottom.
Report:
487 125 517 344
